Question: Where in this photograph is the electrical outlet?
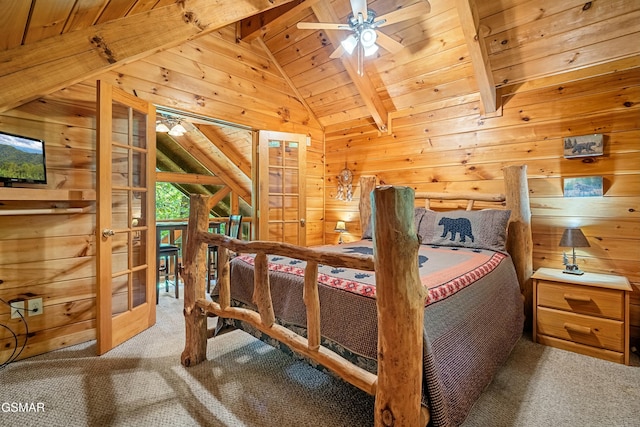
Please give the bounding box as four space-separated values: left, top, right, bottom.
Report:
10 301 25 319
28 298 43 316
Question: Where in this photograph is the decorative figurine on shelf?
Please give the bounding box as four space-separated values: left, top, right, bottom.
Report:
559 228 590 275
336 166 353 201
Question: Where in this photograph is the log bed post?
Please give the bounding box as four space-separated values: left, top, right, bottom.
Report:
503 165 533 330
181 194 210 367
359 175 377 237
372 186 426 427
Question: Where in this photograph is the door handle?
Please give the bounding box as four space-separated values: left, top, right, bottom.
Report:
102 228 115 238
300 218 306 227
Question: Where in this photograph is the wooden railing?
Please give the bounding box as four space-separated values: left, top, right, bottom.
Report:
181 186 429 427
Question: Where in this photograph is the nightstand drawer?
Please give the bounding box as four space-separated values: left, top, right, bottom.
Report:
537 307 624 352
537 280 624 320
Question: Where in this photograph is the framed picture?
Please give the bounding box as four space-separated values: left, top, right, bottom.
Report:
564 176 603 197
563 134 603 158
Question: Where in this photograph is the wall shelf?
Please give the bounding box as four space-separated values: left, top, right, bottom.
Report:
0 188 96 201
0 188 96 215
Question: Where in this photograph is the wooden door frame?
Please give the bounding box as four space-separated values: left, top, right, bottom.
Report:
256 130 307 245
96 80 156 355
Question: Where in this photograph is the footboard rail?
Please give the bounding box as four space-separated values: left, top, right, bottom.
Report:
181 187 427 426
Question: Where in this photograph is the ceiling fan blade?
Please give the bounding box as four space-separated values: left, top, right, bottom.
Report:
329 44 346 59
376 31 404 54
375 2 431 27
297 22 351 30
350 0 368 20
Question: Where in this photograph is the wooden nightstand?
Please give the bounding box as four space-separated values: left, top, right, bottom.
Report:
532 267 632 365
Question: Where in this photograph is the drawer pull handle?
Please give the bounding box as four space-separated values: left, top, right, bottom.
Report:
563 322 592 334
563 293 591 303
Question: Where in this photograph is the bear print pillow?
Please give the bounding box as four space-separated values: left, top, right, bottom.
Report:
362 207 428 240
417 209 511 252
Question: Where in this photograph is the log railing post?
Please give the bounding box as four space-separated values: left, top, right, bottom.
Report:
180 194 209 367
372 186 426 427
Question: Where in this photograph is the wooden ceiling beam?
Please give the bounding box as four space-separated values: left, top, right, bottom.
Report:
455 0 498 114
174 122 252 203
311 2 389 133
195 124 252 179
156 171 224 186
237 0 314 41
0 0 295 113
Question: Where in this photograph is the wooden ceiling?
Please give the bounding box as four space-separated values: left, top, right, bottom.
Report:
1 0 639 137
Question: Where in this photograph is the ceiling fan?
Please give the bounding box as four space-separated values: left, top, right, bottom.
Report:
297 0 431 74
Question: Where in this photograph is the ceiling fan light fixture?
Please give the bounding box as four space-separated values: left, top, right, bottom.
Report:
363 43 379 57
341 34 358 55
360 28 377 48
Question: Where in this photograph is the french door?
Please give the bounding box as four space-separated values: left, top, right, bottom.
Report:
257 131 307 245
96 81 156 355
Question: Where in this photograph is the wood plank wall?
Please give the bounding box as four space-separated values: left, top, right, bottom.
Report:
0 27 323 361
0 99 98 362
324 60 640 346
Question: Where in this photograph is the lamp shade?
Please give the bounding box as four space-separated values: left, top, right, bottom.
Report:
341 34 358 55
559 228 590 248
334 221 347 233
156 122 170 132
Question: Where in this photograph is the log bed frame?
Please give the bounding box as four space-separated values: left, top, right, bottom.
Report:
180 165 532 427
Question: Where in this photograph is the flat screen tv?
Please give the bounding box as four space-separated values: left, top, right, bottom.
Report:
0 130 47 186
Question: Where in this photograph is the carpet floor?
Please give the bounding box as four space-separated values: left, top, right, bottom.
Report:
1 291 639 426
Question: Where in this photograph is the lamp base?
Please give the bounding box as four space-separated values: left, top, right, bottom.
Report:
563 264 584 275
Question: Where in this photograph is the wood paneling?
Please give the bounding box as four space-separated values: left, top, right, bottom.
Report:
325 60 640 340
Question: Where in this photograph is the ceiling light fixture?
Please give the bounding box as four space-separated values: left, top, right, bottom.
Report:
156 115 186 136
341 34 358 55
155 122 170 133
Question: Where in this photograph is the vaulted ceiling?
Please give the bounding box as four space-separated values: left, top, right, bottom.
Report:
3 0 636 126
1 0 638 196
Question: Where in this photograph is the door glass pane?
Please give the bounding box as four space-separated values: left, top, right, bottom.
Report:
284 141 299 167
268 140 283 166
112 190 129 229
284 196 298 221
111 275 128 316
132 150 146 188
283 222 298 245
269 223 283 241
132 269 146 308
112 241 128 275
132 191 146 226
112 146 129 187
132 109 147 149
284 169 298 194
112 102 130 145
269 168 282 193
132 229 146 269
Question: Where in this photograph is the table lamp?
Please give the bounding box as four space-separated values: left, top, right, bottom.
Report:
334 221 347 244
559 228 590 275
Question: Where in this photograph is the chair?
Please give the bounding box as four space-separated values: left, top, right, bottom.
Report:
208 215 242 292
157 244 180 303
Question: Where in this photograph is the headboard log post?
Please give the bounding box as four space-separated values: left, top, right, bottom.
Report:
359 175 377 237
372 186 426 427
503 165 533 330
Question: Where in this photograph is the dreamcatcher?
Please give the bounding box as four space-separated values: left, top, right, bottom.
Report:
336 166 353 201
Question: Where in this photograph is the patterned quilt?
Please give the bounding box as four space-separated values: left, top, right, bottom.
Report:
216 240 524 427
